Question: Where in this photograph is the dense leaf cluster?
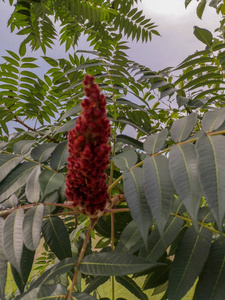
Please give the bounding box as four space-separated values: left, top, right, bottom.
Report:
1 0 225 299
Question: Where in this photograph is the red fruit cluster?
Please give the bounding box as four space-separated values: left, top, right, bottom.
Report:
66 75 111 215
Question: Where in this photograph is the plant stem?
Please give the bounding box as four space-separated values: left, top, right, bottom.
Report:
67 217 98 299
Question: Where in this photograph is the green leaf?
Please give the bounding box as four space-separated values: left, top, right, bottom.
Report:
123 168 152 245
143 156 174 235
39 169 65 199
50 141 69 171
143 129 168 155
59 104 82 121
115 220 143 254
83 276 109 294
78 252 163 276
3 208 24 275
31 143 57 163
116 275 148 300
168 226 212 300
0 161 37 202
13 140 35 155
196 0 207 19
171 113 197 143
17 284 67 300
176 96 189 108
1 194 18 208
30 257 77 289
116 135 144 150
112 149 137 171
25 165 41 203
143 261 171 290
196 134 225 233
169 144 202 228
0 218 7 300
116 117 149 135
193 237 225 300
0 153 23 182
42 215 72 260
55 119 77 134
23 204 44 251
11 244 35 293
201 107 225 132
160 88 176 99
139 215 184 262
194 26 212 46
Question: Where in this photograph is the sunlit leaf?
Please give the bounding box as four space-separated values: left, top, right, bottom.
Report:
13 140 35 155
201 107 225 133
0 153 23 182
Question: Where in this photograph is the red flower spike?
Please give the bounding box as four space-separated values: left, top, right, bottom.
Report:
66 75 111 216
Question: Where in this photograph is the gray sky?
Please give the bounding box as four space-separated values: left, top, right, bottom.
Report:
0 0 221 71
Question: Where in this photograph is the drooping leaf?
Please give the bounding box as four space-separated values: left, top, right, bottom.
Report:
193 237 225 300
116 134 144 150
196 0 207 19
143 155 174 235
59 104 82 121
143 129 168 155
31 143 57 163
16 284 68 300
115 220 143 254
3 208 24 275
123 167 152 246
39 169 65 199
0 217 7 300
42 215 72 260
25 165 41 203
170 113 197 143
0 153 23 182
11 244 35 293
116 275 148 300
116 117 149 135
1 194 18 208
168 226 212 300
13 140 35 155
169 144 202 228
55 119 77 134
78 252 163 276
30 257 77 290
143 261 171 290
0 162 37 202
50 141 69 171
112 149 138 171
83 276 109 294
196 134 225 233
23 204 44 251
201 107 225 133
139 215 184 262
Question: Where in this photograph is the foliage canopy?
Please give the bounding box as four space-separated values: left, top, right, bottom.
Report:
1 0 225 299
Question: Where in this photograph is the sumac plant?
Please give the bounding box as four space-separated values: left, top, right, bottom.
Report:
1 0 225 299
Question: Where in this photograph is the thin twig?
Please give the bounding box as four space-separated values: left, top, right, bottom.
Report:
67 218 98 299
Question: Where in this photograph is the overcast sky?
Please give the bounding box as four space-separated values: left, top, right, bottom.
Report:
0 0 221 72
